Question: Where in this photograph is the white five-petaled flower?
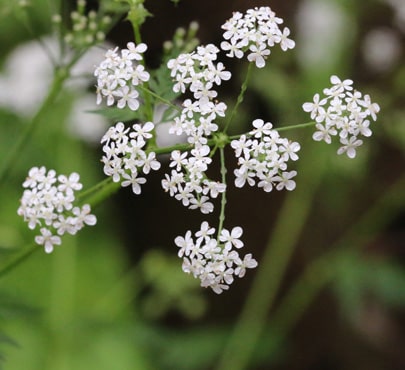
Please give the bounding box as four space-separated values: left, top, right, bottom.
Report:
35 228 61 254
219 227 244 250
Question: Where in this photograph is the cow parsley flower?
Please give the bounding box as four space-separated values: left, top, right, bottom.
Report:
221 6 295 68
231 119 300 192
174 222 258 293
18 167 97 253
167 43 230 145
101 121 161 194
162 145 225 214
303 75 380 158
163 44 230 213
94 42 150 110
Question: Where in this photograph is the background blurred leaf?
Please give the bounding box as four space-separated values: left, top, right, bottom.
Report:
333 250 405 318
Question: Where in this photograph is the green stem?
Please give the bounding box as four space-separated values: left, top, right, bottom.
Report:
0 66 69 187
216 147 227 241
224 63 253 133
138 85 181 113
276 121 316 132
227 121 316 141
216 141 327 370
130 20 154 129
0 243 39 279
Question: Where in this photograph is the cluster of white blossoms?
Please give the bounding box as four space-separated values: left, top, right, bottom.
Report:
94 42 150 111
175 222 258 294
101 121 161 194
220 6 295 68
167 43 230 144
17 166 97 253
162 147 226 214
303 75 380 158
162 44 231 213
231 119 300 192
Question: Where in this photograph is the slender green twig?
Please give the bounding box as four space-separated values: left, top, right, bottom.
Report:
223 63 253 133
227 121 316 142
0 67 69 187
131 19 155 127
0 244 39 279
138 85 182 113
216 147 227 241
276 121 316 132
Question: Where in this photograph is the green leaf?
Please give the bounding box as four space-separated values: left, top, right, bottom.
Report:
87 107 142 123
333 250 405 317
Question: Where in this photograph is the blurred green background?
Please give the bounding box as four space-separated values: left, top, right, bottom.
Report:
0 0 404 369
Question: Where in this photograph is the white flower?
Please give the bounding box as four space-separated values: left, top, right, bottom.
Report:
235 254 258 278
220 39 245 59
312 123 337 144
174 230 193 257
132 121 155 139
72 205 97 228
279 141 301 161
142 152 161 174
121 172 146 194
189 196 214 214
337 136 363 158
195 222 214 243
361 94 380 121
126 42 147 60
35 228 61 253
219 227 244 250
330 75 353 92
247 43 270 68
273 170 297 191
57 172 83 194
113 86 139 110
251 118 273 138
170 150 188 171
280 27 295 51
302 93 327 120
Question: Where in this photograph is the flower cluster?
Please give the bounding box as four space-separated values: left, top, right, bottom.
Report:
175 222 258 294
221 6 295 68
162 146 226 214
167 43 230 145
162 44 231 213
101 121 161 194
231 119 300 192
94 42 150 111
17 167 97 253
303 75 380 158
